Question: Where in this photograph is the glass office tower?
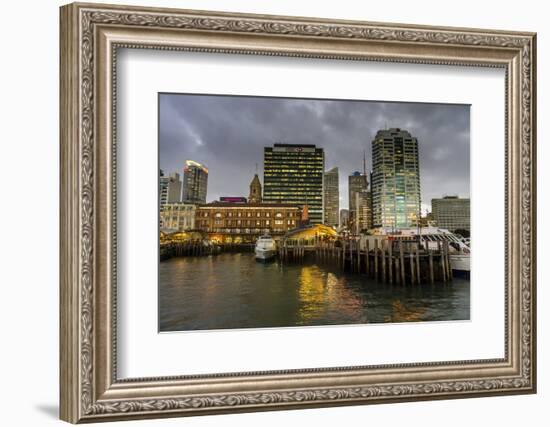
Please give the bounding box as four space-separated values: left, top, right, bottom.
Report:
182 160 208 204
323 167 339 227
263 143 325 224
371 128 421 229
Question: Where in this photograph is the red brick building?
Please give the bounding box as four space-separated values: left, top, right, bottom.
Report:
195 202 303 243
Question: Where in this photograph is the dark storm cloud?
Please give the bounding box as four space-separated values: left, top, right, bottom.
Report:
160 94 470 212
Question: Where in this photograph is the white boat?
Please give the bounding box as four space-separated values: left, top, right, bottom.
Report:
423 229 470 273
255 235 277 261
364 227 470 273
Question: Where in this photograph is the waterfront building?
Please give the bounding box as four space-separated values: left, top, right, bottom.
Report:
348 171 372 233
283 223 337 242
323 167 339 227
160 203 196 231
339 209 350 228
431 196 470 232
249 173 262 203
183 160 208 204
371 128 421 228
263 143 325 224
159 171 182 206
195 201 302 243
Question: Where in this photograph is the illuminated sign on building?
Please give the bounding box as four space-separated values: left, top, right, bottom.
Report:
220 197 247 203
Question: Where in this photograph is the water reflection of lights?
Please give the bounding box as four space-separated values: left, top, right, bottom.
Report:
297 266 366 324
326 272 338 291
160 253 470 331
297 266 327 323
384 300 426 323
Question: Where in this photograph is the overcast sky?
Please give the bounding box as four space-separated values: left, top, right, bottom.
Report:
160 93 470 213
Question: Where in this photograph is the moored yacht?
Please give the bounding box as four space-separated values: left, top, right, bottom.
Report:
255 235 277 261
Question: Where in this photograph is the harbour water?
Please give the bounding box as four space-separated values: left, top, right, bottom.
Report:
159 253 470 332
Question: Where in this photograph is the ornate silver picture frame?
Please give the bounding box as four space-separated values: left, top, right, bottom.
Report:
60 2 536 423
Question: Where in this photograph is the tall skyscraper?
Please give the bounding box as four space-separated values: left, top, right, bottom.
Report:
348 171 366 214
182 160 208 204
323 167 339 227
371 128 421 228
248 173 262 203
339 209 350 228
263 143 325 224
159 171 182 206
348 171 372 233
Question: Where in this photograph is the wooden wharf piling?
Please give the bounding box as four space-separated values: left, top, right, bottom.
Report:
381 240 387 283
374 239 379 280
388 241 393 284
278 235 453 286
429 249 435 284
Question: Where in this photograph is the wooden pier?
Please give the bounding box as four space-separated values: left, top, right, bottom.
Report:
278 237 453 285
160 241 255 261
161 241 212 260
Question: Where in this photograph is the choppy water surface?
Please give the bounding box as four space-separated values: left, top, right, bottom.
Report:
159 253 470 332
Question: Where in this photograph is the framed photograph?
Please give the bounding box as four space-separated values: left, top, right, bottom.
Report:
60 2 537 423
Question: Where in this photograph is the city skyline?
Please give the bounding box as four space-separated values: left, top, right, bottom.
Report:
160 93 470 212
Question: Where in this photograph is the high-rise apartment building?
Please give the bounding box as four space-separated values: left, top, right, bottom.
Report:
159 171 182 206
355 191 373 233
263 143 325 224
431 196 470 232
323 167 339 227
348 171 372 233
371 128 421 228
182 160 208 204
339 209 350 228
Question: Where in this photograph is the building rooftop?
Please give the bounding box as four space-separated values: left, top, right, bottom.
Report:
375 128 414 138
184 159 208 173
273 143 316 148
199 201 302 208
432 195 470 201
